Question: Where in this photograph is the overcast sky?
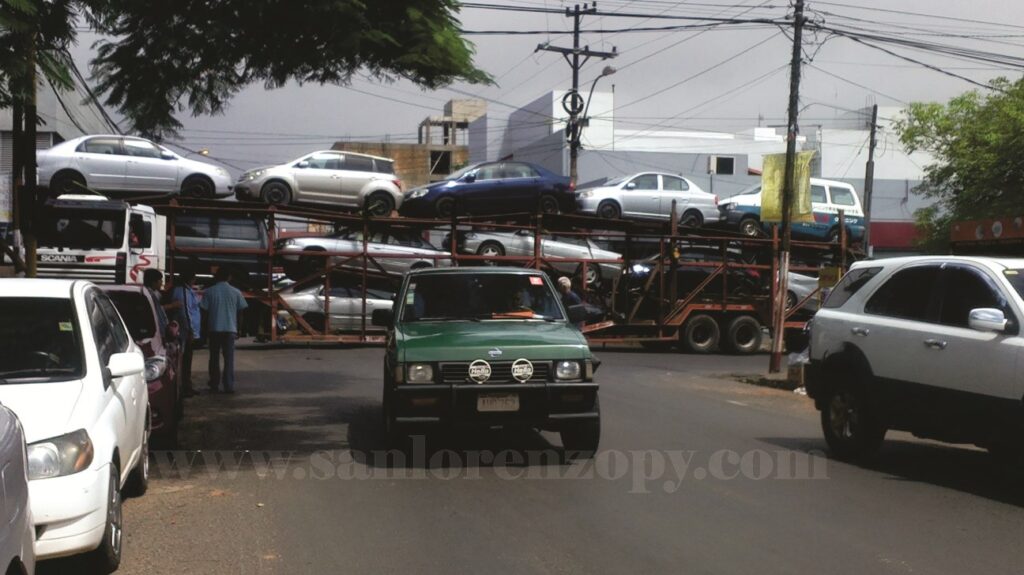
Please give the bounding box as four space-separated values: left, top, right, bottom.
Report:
69 0 1024 172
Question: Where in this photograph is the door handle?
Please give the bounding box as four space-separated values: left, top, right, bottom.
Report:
850 327 869 336
924 338 947 350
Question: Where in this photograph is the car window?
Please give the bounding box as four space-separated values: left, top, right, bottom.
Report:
475 164 502 181
822 266 882 309
387 232 424 248
342 155 375 173
864 265 940 322
939 267 1010 327
218 218 260 241
503 163 539 178
373 159 395 174
829 186 857 206
628 175 659 191
175 216 211 239
402 273 564 321
123 138 162 158
78 137 122 155
96 293 131 352
304 153 340 170
811 185 827 204
87 292 118 365
0 297 84 381
327 287 354 298
39 208 127 249
129 214 152 248
106 291 157 341
662 176 689 191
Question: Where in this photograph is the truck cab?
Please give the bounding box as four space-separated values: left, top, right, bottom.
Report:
36 194 166 284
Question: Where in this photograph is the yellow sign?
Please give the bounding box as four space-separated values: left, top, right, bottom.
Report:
760 151 815 223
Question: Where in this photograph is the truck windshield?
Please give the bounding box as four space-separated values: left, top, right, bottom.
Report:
38 208 126 249
402 273 565 322
0 298 84 382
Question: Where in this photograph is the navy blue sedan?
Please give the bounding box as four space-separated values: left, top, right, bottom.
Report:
399 161 575 218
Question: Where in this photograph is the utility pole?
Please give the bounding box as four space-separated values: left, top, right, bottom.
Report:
536 3 616 185
23 33 38 278
769 0 806 374
862 103 879 258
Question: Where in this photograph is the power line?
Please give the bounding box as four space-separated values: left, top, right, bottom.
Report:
805 64 907 104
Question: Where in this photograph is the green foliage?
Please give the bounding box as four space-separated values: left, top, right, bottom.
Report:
0 0 76 106
896 77 1024 251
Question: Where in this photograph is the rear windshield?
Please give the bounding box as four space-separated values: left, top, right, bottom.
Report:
38 208 126 249
822 266 882 309
0 298 84 382
106 291 157 341
374 159 395 174
402 274 564 322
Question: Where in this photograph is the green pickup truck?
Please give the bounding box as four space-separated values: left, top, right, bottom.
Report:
373 267 601 456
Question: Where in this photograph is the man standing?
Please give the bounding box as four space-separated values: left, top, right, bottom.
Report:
170 269 201 398
200 267 248 394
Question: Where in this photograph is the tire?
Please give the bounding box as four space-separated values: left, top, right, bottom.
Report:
262 181 292 206
820 379 886 461
739 217 762 237
722 315 763 355
583 264 601 286
181 175 214 198
680 210 704 228
365 192 395 217
828 228 841 244
125 419 150 497
786 290 798 311
561 397 600 459
476 241 505 265
87 465 123 573
49 170 86 196
435 196 456 219
597 201 620 219
539 194 560 214
680 314 720 353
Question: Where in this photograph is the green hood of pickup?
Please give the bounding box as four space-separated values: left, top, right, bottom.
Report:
397 321 590 363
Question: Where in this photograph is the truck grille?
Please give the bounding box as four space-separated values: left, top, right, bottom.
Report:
440 361 551 383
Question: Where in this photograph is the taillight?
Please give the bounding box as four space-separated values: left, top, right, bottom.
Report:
392 179 403 191
569 180 576 192
714 195 719 205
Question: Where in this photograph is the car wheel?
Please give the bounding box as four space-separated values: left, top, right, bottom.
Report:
561 397 600 459
435 196 456 219
679 314 720 353
584 264 601 286
680 210 703 228
477 241 505 265
597 201 620 219
828 227 844 244
820 380 886 460
722 315 763 355
88 465 123 573
786 290 798 310
539 194 559 215
365 192 395 217
181 175 215 198
262 181 292 206
739 217 762 237
49 170 86 197
125 417 150 497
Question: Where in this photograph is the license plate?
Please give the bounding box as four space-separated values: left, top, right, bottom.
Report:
477 393 519 412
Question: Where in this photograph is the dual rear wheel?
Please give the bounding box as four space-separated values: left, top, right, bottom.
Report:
678 314 763 355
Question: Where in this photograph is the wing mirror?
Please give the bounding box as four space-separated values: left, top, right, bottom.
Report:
372 308 394 327
624 182 636 190
567 304 587 325
296 161 310 169
160 150 176 160
968 308 1008 333
107 352 144 378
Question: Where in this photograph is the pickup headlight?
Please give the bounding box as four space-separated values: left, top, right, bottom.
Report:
407 188 429 200
27 429 94 480
555 360 582 380
144 355 168 381
406 363 434 383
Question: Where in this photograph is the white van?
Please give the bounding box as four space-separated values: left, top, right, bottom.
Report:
720 177 866 242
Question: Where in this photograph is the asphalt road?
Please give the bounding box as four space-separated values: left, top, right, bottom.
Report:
39 345 1024 575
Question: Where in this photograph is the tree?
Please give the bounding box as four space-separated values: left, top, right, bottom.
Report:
896 77 1024 251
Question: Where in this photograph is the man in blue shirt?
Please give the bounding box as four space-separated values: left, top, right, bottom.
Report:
170 269 202 397
200 267 248 393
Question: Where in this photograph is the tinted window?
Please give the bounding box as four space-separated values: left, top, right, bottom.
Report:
629 175 659 191
343 155 375 173
374 159 395 174
38 208 126 249
218 218 260 241
123 139 162 158
175 216 211 239
96 293 130 352
830 187 857 206
0 297 84 380
662 176 689 191
823 266 882 309
79 137 122 155
88 293 118 365
865 266 939 321
129 214 152 248
106 291 157 340
939 267 1009 327
811 185 827 204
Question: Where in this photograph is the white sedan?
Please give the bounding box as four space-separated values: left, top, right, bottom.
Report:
37 135 233 198
0 404 34 575
0 279 149 571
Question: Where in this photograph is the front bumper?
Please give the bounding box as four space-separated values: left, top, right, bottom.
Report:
30 463 111 559
234 183 256 200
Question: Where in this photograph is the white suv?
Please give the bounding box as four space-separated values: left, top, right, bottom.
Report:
0 279 149 571
806 256 1024 460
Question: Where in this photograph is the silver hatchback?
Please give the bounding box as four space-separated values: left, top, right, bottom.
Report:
235 150 403 215
576 172 720 227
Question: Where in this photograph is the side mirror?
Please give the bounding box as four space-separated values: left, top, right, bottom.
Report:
107 352 144 378
624 182 636 190
160 150 176 160
969 308 1008 333
372 308 394 328
462 173 477 183
296 161 310 169
166 321 180 341
567 304 587 325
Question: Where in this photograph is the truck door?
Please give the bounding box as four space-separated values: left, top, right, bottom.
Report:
127 212 159 283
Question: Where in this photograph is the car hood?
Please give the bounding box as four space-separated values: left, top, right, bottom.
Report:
397 321 590 362
0 380 85 443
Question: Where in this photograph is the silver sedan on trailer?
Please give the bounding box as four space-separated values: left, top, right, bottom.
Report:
576 172 720 227
276 229 452 280
453 230 623 286
279 282 394 333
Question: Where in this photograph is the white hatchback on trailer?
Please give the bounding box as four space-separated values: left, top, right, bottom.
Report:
0 279 149 572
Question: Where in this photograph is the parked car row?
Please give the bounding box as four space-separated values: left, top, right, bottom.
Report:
0 277 188 573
